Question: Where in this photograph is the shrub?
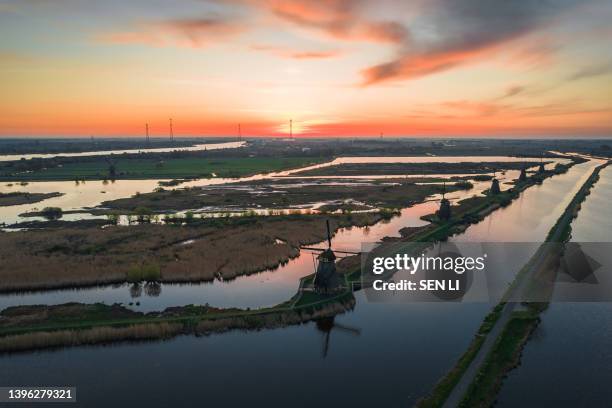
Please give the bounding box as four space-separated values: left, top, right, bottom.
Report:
41 207 63 221
379 207 400 219
454 181 473 190
127 263 161 283
184 211 195 223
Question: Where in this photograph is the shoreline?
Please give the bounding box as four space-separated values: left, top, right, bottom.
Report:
0 156 586 354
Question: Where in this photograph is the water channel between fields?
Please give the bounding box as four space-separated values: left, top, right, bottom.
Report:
0 159 601 408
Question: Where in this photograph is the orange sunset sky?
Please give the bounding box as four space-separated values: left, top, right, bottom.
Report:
1 0 611 138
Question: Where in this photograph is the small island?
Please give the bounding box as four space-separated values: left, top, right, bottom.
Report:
0 192 63 207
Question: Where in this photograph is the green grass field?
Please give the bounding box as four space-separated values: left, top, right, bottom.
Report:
1 157 329 181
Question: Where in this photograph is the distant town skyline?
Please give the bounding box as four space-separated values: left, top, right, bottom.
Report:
1 0 611 137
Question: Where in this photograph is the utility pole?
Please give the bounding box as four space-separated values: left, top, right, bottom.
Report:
238 123 242 141
169 118 174 142
146 123 150 143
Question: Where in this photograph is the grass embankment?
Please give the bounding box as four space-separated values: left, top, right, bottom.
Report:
292 161 545 176
0 192 63 207
458 311 539 407
416 303 505 408
424 160 609 408
0 157 329 182
0 212 389 292
0 291 356 353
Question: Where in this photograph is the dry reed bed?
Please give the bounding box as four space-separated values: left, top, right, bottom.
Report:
0 323 184 353
0 213 383 292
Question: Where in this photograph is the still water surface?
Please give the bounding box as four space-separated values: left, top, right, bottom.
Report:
497 165 612 407
0 160 598 407
0 156 566 225
0 141 246 162
0 174 505 311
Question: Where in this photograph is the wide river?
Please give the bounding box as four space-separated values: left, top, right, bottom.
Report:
0 157 600 407
0 141 246 162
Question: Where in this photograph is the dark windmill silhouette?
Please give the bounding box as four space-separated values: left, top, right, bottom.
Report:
519 165 528 182
490 168 501 195
105 157 117 180
316 316 361 358
438 181 452 220
301 220 359 293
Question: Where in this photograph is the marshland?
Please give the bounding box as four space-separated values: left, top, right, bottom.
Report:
0 212 390 293
0 138 610 408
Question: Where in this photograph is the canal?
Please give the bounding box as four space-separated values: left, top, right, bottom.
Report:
0 159 599 407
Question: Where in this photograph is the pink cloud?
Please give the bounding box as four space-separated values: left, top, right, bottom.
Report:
99 17 245 48
250 44 342 59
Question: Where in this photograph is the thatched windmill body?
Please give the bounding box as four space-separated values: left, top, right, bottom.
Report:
301 220 359 293
438 181 452 220
490 169 501 195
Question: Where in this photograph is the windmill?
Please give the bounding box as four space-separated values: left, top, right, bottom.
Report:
490 168 501 195
316 316 361 358
438 180 452 220
538 153 545 173
105 157 117 180
301 220 360 293
519 164 528 182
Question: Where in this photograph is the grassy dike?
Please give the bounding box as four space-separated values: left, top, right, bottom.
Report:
417 160 610 408
0 158 583 354
0 291 356 353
